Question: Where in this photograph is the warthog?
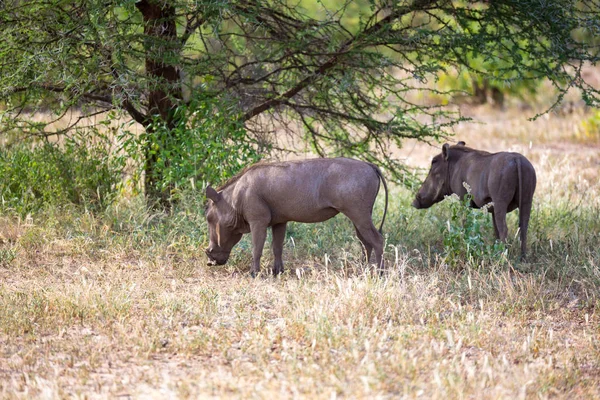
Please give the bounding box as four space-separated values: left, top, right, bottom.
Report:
413 141 537 259
205 158 388 276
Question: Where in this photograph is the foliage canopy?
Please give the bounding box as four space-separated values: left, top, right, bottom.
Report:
1 0 600 204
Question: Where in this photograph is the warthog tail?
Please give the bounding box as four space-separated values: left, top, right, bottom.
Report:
517 157 525 250
370 164 389 234
517 157 523 219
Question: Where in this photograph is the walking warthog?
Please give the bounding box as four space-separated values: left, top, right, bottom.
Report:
205 158 388 276
413 141 537 259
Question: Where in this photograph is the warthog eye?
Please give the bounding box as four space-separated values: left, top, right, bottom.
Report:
432 159 438 165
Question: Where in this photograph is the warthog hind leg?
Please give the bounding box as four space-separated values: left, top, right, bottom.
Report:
354 224 374 265
492 206 508 243
492 213 500 239
271 223 287 275
343 210 384 273
518 198 533 261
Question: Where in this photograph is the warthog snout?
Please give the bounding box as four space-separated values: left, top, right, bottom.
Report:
205 247 228 266
412 194 422 209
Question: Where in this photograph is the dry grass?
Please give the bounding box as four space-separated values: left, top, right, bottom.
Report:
1 105 600 398
1 252 599 399
2 251 599 399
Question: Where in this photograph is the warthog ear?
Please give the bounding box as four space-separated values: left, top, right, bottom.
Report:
206 186 222 203
457 141 466 146
442 143 450 161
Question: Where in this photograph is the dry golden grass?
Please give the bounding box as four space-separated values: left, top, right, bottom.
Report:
1 250 599 399
1 105 600 399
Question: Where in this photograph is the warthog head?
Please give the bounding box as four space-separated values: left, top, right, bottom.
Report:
413 141 465 209
205 186 243 266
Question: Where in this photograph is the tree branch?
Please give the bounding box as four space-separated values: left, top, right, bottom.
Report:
180 14 206 47
242 0 441 121
7 83 149 126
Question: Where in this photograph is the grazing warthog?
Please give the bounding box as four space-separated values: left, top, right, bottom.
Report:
205 158 388 276
413 141 537 259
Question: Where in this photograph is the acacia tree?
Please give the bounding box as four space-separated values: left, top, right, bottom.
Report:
1 0 599 206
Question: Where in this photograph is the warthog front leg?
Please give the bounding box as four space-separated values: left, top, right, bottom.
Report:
271 223 287 275
250 223 268 277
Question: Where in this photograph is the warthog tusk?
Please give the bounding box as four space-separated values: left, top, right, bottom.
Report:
216 223 221 247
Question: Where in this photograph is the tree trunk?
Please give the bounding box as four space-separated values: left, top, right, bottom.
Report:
472 77 489 105
143 125 171 209
136 0 182 209
490 86 505 109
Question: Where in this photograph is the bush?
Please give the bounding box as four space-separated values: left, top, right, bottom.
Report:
0 130 124 215
578 110 600 142
118 93 267 200
442 184 507 266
